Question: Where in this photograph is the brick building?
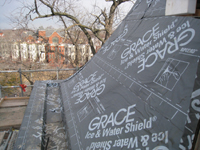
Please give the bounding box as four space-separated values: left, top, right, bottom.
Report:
0 28 95 66
37 28 94 66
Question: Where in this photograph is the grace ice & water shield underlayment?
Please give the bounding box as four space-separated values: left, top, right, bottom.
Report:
14 0 200 149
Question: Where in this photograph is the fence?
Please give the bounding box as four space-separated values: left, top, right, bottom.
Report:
0 67 78 98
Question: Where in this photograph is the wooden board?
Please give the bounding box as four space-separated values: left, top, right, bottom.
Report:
0 99 29 108
0 97 29 130
0 97 29 108
3 97 29 100
0 98 4 106
0 106 26 130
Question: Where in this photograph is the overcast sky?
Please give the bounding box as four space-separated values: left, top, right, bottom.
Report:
0 0 134 30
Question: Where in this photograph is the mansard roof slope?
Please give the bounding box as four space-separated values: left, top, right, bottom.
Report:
45 29 65 37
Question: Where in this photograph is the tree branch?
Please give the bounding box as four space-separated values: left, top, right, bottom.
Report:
34 0 40 16
31 0 132 55
39 0 55 14
91 13 105 26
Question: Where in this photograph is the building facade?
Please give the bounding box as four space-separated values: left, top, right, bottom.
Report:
0 29 95 66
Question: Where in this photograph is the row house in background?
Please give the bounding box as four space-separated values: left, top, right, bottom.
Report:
0 28 95 66
0 29 46 62
37 28 94 66
0 42 11 59
64 44 93 65
11 42 46 62
0 31 11 59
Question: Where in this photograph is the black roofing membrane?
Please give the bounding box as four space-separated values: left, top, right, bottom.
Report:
14 0 200 149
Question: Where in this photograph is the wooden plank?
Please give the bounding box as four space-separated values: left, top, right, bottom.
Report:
195 9 200 16
0 97 29 108
0 107 26 130
0 131 5 145
0 99 29 108
0 98 4 106
180 9 200 17
3 97 29 100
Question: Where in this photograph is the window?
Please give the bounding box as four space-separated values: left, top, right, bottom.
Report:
42 53 44 59
59 47 61 52
49 54 51 59
72 54 75 60
52 37 59 44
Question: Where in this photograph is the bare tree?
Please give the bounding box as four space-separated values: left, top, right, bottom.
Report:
0 0 135 97
15 0 134 55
